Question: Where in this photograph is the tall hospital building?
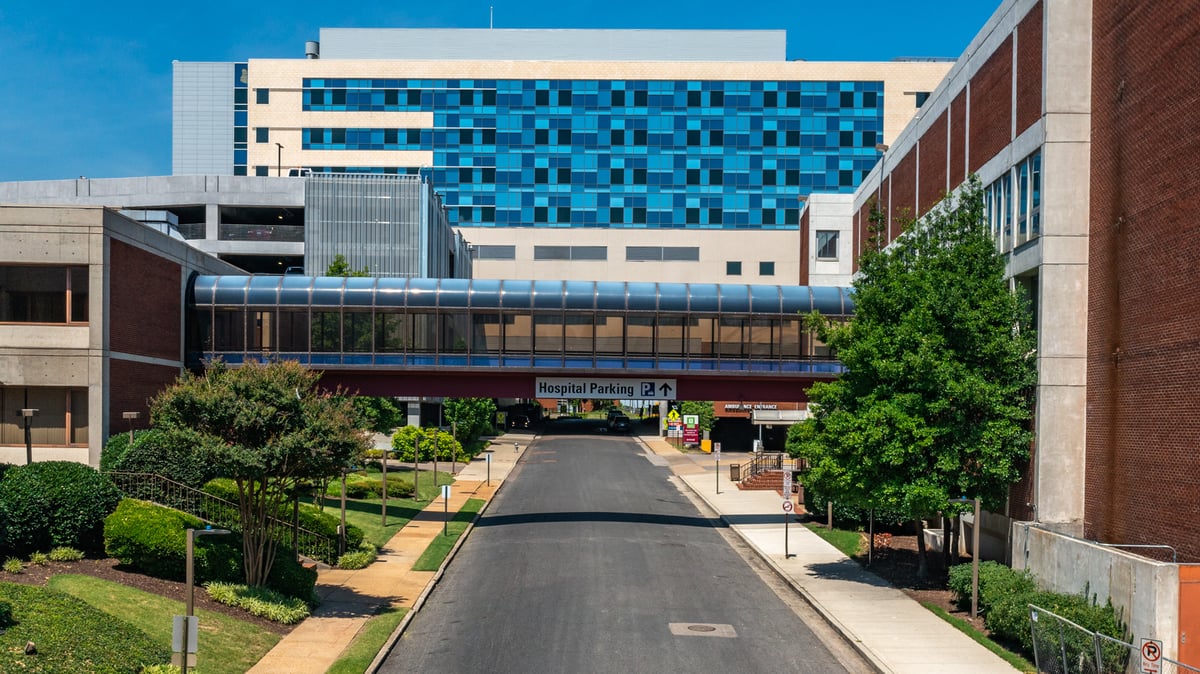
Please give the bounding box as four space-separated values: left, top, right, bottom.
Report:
173 29 950 284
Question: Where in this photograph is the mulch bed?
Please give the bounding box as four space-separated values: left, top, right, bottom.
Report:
0 558 294 636
840 529 988 633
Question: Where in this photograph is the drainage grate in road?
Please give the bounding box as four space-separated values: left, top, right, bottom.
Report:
668 623 737 638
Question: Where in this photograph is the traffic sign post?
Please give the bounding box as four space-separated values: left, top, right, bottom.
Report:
714 442 721 494
783 470 793 558
442 485 452 536
1140 638 1163 673
486 453 492 486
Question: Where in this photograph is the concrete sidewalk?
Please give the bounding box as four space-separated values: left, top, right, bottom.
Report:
246 432 532 674
640 435 1020 674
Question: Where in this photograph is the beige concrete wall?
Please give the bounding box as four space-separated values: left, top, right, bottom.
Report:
1013 524 1179 660
804 194 855 287
462 227 802 285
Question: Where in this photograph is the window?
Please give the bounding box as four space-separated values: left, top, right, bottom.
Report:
0 265 88 324
914 91 931 107
726 261 742 276
759 261 775 276
816 231 839 260
255 128 269 143
626 246 699 262
256 89 269 104
255 166 269 176
534 246 607 261
474 245 516 260
0 386 88 446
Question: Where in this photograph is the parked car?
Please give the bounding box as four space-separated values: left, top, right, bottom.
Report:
609 415 632 433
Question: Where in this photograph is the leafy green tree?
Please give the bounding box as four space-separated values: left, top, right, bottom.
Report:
353 396 405 434
443 398 497 443
791 180 1037 576
678 401 716 431
150 360 369 587
325 253 370 277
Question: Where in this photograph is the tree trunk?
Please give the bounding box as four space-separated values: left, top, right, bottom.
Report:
950 514 961 565
915 519 929 578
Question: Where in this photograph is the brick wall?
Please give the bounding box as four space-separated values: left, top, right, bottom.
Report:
969 36 1014 174
889 151 917 228
950 91 967 185
108 359 182 433
917 111 948 216
1015 2 1044 135
1087 0 1200 560
110 239 183 360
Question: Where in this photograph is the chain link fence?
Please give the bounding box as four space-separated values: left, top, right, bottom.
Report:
1029 604 1200 674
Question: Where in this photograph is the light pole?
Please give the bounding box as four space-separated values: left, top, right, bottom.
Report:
182 527 230 674
950 497 982 618
275 142 284 176
122 411 141 443
20 408 36 465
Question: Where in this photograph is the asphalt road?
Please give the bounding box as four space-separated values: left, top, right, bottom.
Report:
379 422 854 673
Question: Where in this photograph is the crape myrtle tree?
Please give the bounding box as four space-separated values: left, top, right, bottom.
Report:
790 179 1037 576
150 360 370 587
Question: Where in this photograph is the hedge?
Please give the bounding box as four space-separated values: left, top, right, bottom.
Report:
109 428 216 489
323 472 414 500
203 478 364 557
949 560 1130 667
0 461 122 556
103 499 316 601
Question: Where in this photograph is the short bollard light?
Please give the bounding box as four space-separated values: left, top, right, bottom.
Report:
177 526 231 674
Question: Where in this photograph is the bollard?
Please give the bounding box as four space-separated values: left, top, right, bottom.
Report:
514 442 519 453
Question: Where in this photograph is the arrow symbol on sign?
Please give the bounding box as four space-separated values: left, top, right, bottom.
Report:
659 383 674 396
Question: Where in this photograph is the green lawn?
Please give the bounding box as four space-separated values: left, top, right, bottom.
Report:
920 601 1035 673
320 468 454 549
412 498 487 571
1 581 169 673
47 574 280 674
326 606 408 674
803 522 865 557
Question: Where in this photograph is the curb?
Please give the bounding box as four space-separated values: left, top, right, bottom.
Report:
660 451 890 674
364 439 530 674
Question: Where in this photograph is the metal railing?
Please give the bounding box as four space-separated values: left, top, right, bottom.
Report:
1029 604 1200 674
106 471 338 564
739 452 806 482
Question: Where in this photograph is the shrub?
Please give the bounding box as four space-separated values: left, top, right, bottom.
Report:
28 551 48 566
139 666 180 674
987 587 1129 659
391 426 461 462
47 546 84 562
337 543 378 570
104 499 241 583
105 498 314 598
206 582 311 624
323 473 414 500
204 478 365 557
111 428 216 489
0 582 170 671
948 560 1036 614
100 431 134 472
0 461 121 556
3 559 22 574
0 463 13 483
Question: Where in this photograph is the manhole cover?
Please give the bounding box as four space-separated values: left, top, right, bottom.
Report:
668 623 737 638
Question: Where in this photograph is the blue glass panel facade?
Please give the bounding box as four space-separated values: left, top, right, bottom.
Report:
300 78 883 230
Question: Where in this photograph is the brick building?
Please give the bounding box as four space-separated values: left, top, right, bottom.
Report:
0 205 240 466
831 0 1199 658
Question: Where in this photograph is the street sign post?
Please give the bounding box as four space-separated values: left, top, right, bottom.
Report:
714 442 721 494
782 470 793 558
442 484 452 536
1140 638 1163 673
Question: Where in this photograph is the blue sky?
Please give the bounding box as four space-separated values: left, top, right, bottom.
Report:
0 2 998 182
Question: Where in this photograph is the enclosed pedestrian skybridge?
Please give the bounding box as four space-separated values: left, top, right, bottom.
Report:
189 276 853 400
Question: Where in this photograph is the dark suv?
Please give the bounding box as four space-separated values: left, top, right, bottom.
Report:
609 415 632 433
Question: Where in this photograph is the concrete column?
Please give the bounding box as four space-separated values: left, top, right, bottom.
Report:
205 203 219 241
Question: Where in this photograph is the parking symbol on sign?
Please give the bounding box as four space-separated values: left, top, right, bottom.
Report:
641 382 656 397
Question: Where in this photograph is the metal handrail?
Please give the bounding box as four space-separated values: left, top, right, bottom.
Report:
105 471 338 564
